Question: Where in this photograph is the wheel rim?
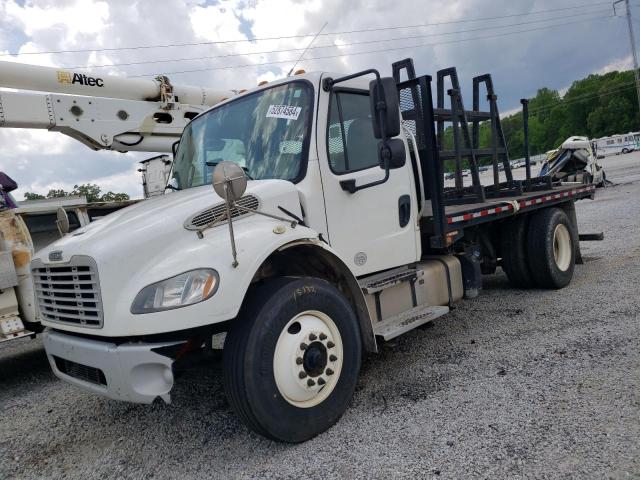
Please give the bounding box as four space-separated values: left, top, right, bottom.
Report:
553 224 572 272
273 310 343 408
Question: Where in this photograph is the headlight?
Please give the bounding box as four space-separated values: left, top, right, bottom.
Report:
131 269 219 314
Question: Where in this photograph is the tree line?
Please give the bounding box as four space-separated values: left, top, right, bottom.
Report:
24 184 130 203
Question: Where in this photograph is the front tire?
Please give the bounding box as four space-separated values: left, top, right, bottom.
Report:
223 277 362 442
526 208 576 289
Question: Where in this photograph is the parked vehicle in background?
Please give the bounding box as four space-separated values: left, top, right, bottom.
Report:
540 136 606 187
0 195 134 344
594 132 640 157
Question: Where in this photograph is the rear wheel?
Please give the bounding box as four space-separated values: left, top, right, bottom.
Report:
501 216 535 288
223 277 362 442
526 208 576 289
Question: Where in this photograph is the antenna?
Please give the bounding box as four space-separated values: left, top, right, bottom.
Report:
287 22 328 77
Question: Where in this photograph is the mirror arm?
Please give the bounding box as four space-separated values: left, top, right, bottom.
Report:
339 159 391 194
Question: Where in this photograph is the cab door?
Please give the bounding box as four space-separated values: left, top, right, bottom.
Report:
316 77 420 276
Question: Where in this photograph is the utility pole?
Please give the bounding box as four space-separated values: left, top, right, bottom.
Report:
615 0 640 111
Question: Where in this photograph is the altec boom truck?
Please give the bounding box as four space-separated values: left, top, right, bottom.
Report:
6 59 596 442
0 61 231 342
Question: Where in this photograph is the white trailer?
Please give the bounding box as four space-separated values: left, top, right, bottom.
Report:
594 132 640 156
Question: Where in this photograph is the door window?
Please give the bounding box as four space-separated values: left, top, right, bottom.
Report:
327 91 379 174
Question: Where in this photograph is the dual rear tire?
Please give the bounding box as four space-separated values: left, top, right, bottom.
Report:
501 207 576 289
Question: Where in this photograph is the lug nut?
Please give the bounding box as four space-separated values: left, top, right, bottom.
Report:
326 368 334 376
299 371 307 379
309 333 317 341
319 333 327 341
300 342 308 350
296 357 303 365
318 377 326 386
307 379 316 387
327 341 335 348
329 354 338 362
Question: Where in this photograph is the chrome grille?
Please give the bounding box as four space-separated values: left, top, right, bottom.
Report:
184 195 260 230
31 256 103 328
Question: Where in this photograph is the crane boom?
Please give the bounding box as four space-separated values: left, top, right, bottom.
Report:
0 61 235 152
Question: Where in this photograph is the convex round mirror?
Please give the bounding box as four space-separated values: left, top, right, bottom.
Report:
212 161 247 202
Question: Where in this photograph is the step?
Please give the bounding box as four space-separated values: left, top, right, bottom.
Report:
359 267 422 294
373 305 450 341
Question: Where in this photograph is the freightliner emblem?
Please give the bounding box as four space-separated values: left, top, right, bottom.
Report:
49 250 63 262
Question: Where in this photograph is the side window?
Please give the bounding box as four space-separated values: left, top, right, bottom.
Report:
327 91 379 174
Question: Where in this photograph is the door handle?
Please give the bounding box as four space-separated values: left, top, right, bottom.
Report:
398 195 411 228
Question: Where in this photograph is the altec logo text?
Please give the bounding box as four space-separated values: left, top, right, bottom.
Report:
57 70 104 87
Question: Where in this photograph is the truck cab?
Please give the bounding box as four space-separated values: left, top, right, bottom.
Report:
34 62 593 442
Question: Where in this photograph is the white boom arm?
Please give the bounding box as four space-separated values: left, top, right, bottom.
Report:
0 61 234 152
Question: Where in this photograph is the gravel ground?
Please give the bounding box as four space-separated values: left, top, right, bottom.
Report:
1 154 639 479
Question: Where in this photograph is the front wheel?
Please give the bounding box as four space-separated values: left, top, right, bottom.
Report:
223 277 362 442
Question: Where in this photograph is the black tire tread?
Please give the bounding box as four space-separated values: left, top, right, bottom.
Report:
501 216 535 288
526 207 575 289
223 277 296 440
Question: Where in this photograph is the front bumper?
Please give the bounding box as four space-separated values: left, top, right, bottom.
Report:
43 329 185 404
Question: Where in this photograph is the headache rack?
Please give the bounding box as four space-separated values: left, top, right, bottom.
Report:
391 58 572 250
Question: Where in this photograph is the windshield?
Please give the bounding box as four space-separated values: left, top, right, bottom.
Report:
172 81 312 190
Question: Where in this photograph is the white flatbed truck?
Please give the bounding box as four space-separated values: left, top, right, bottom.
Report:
27 59 595 442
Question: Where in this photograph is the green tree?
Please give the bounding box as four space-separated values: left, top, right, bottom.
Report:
46 189 68 198
23 184 130 203
23 192 45 200
71 184 102 202
100 191 130 202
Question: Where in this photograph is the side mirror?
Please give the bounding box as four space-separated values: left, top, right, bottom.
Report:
379 139 406 170
171 140 180 158
369 77 400 139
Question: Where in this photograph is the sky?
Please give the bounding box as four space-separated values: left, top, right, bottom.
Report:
0 0 635 200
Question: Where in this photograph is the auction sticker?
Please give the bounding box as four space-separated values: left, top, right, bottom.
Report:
266 104 302 120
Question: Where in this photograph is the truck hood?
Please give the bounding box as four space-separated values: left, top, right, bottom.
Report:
37 179 300 263
31 178 310 336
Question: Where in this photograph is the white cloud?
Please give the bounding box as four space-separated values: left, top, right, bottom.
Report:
596 55 633 75
0 0 634 201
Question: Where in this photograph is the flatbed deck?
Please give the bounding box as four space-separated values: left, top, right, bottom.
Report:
421 183 595 244
444 183 595 226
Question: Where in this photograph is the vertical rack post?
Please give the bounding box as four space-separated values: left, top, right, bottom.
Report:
521 98 532 185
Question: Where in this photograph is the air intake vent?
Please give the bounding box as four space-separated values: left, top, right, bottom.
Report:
184 195 260 230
